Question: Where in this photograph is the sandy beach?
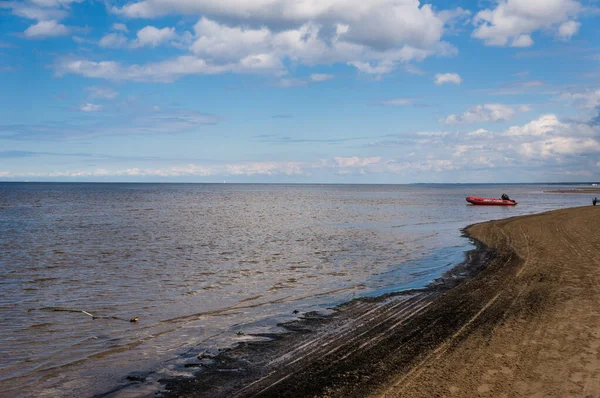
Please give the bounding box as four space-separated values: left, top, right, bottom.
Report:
378 205 600 397
164 205 600 397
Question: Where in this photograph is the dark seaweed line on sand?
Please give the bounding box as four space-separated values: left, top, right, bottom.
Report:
144 225 520 398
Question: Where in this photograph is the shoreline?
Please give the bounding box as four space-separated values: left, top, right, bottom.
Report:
155 224 501 397
156 205 600 397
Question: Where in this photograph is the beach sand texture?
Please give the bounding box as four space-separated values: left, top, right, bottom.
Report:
165 206 600 397
379 205 600 397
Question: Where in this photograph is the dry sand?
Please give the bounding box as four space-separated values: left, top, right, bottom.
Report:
378 205 600 397
163 206 600 398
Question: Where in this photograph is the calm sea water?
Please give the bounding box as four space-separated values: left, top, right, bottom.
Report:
0 183 594 397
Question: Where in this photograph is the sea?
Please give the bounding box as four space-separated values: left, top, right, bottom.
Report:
0 182 595 397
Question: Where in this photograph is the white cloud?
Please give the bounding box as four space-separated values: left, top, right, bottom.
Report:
472 0 582 46
112 23 128 33
434 73 461 85
133 26 177 48
441 103 529 125
8 3 67 21
310 73 333 82
483 114 600 160
54 2 467 82
24 20 69 38
190 17 271 62
56 56 275 82
107 1 467 76
112 0 457 53
349 61 395 75
558 20 581 40
99 26 181 49
518 137 600 159
503 114 563 136
79 103 102 112
5 0 79 38
85 86 118 99
560 88 600 109
99 33 128 48
511 34 534 48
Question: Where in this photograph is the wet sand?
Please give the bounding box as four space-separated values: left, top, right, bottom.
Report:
162 206 600 397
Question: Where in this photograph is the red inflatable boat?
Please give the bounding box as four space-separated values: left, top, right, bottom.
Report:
466 196 517 206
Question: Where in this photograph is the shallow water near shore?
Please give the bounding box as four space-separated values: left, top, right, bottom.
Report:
0 183 593 397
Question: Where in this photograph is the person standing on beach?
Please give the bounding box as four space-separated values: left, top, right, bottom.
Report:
594 198 597 206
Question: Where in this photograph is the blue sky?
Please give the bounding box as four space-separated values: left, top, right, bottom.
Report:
1 0 600 183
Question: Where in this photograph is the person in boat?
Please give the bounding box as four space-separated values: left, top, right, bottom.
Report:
501 193 516 203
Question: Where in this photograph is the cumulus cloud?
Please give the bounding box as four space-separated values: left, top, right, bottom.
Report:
75 1 469 79
361 112 600 178
434 73 461 85
4 0 80 38
112 0 461 53
560 88 600 109
503 114 563 136
349 61 395 75
99 25 183 49
492 114 600 160
132 26 177 48
24 20 69 38
472 0 582 47
518 137 600 159
441 103 530 125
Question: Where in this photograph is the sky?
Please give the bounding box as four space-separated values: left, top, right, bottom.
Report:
1 0 600 183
